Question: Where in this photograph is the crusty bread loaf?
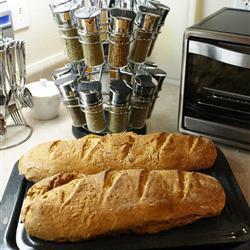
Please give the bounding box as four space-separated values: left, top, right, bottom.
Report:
21 169 225 242
19 132 217 182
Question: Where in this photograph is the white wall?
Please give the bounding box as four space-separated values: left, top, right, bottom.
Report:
201 0 234 17
13 0 235 83
13 0 66 77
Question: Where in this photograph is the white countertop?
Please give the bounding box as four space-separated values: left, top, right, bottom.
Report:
1 84 250 205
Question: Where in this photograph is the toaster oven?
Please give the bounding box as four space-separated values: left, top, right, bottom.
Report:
178 8 250 149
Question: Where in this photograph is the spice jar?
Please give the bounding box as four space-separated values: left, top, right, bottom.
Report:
78 32 104 67
59 28 84 62
129 75 155 129
129 30 154 64
108 80 132 133
50 1 84 63
74 7 104 67
129 5 161 64
55 74 86 127
143 67 167 118
108 33 132 68
78 81 106 133
63 97 86 127
147 1 170 56
108 8 136 68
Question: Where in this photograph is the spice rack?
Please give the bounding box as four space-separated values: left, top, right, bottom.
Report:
50 0 169 138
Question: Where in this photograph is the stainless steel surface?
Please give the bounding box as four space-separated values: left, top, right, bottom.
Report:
144 67 167 91
134 74 155 99
184 116 250 147
55 74 78 100
110 79 132 106
16 40 33 108
74 7 101 34
135 5 161 32
110 8 136 35
189 40 250 69
148 1 170 26
178 22 250 150
0 123 33 151
0 37 32 149
203 87 250 102
78 81 102 106
197 100 250 115
51 0 80 29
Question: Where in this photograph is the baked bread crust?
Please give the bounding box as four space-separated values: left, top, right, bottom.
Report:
19 132 217 182
21 169 225 242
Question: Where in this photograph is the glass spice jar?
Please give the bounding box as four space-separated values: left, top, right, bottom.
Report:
108 79 132 133
55 74 86 127
78 81 106 133
63 97 86 127
78 32 104 67
129 29 153 64
74 7 104 67
129 75 155 129
108 33 131 68
59 28 84 62
147 1 171 56
129 98 151 129
50 1 83 62
82 102 106 133
108 106 129 133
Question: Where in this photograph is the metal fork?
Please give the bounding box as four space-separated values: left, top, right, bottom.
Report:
8 101 26 125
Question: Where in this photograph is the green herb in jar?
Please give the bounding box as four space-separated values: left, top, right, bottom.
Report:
129 98 150 129
129 30 153 64
60 28 84 62
108 34 130 68
64 98 86 127
84 104 106 132
80 33 104 67
108 106 129 133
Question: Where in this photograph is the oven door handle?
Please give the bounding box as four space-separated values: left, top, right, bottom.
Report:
188 40 250 69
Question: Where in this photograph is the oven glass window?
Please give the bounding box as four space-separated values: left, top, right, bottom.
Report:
184 44 250 130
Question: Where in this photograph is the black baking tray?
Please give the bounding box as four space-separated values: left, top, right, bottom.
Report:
1 148 250 250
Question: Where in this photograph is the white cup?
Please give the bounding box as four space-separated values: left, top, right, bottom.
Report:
27 79 60 120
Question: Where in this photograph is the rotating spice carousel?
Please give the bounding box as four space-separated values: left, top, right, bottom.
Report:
49 0 169 138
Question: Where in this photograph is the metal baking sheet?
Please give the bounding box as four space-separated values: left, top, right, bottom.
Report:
1 148 250 250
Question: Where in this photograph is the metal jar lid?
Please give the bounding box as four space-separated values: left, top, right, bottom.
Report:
134 75 156 99
50 0 80 29
110 8 136 35
74 7 101 34
144 67 167 91
55 74 78 99
77 81 102 106
52 64 72 80
148 1 170 26
136 5 161 32
110 80 132 106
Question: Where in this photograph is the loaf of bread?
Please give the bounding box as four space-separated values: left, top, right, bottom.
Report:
21 169 225 242
19 132 217 182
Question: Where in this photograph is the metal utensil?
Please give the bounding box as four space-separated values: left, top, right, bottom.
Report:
8 102 26 124
16 40 33 108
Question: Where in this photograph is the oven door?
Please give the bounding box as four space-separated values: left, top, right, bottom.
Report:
181 38 250 147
